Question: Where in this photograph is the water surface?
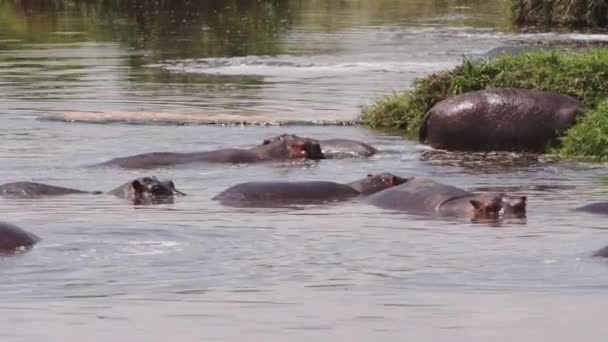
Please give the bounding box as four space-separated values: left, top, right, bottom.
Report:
1 1 608 341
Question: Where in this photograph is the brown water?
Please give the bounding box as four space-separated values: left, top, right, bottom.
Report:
1 1 608 341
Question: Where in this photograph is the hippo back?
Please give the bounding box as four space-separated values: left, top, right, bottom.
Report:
320 139 377 157
366 177 470 213
575 202 608 215
593 245 608 258
347 173 409 196
419 88 586 151
214 181 360 206
0 182 90 197
0 222 40 252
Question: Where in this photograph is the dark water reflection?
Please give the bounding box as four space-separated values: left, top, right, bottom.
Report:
2 1 608 341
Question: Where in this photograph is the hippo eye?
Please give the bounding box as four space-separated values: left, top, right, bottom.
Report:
367 174 373 178
142 177 153 183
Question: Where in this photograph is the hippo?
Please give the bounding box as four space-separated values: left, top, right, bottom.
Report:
0 177 185 204
575 203 608 215
96 137 324 169
107 177 185 204
213 173 409 207
0 222 40 253
262 134 377 158
366 177 527 220
593 245 608 258
419 88 586 152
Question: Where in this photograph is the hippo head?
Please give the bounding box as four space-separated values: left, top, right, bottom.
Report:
470 195 527 220
260 134 324 160
262 133 299 145
129 176 186 204
351 173 410 195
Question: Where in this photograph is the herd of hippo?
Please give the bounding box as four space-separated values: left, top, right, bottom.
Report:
2 88 608 258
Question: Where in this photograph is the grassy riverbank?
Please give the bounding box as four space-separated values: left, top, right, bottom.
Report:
362 48 608 159
362 49 608 131
556 99 608 161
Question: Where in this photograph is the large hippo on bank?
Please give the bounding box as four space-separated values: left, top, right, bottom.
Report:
96 137 324 169
262 134 377 158
419 88 586 152
366 177 527 220
0 222 40 252
0 176 185 204
213 173 408 207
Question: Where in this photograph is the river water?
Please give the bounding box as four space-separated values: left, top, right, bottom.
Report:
1 1 608 341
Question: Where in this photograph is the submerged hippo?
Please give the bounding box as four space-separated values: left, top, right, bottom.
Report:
0 222 40 252
97 137 324 169
213 173 408 207
575 203 608 215
263 134 377 157
0 177 185 204
593 245 608 258
366 177 526 220
419 88 586 152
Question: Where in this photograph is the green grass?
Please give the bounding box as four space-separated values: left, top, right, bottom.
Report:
555 99 608 161
361 49 608 132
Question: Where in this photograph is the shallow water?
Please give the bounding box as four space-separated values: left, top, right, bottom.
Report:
1 1 608 341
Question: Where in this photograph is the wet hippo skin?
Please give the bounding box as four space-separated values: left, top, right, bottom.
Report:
366 177 527 220
96 137 324 169
0 222 40 252
213 173 408 207
0 176 185 204
263 133 377 157
575 203 608 215
593 245 608 258
419 88 586 152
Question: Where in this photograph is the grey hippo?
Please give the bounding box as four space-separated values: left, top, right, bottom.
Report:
262 133 377 158
96 136 324 169
419 88 586 152
0 222 40 253
575 203 608 215
0 176 185 204
213 173 409 207
593 245 608 258
366 177 527 220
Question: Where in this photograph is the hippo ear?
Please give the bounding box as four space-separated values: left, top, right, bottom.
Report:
512 196 527 210
263 139 271 145
131 180 145 194
367 174 373 178
469 200 483 210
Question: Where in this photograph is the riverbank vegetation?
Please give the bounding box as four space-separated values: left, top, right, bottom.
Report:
556 99 608 161
510 0 608 29
362 48 608 159
362 49 608 128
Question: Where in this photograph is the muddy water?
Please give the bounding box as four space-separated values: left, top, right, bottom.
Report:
1 1 608 341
